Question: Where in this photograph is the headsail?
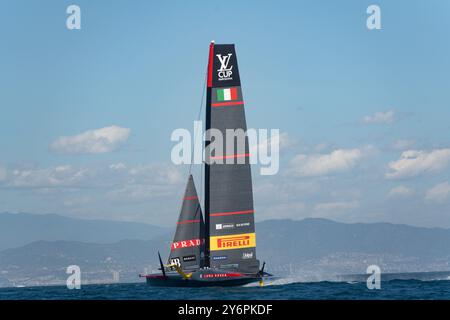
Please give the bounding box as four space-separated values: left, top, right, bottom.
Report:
168 175 205 270
205 43 260 274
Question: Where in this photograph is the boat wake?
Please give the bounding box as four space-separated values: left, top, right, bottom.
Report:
243 272 450 288
244 275 324 287
262 277 306 286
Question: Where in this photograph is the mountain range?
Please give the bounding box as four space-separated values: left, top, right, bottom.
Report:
0 212 168 251
1 213 450 287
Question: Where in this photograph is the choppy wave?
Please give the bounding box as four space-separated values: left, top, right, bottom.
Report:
1 274 450 300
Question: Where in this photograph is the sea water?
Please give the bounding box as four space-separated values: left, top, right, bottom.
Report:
1 278 450 300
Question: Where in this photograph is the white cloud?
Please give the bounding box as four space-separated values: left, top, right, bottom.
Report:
106 184 176 202
250 131 295 155
10 165 86 188
314 200 359 212
362 110 395 124
6 162 182 191
0 166 7 182
313 143 329 152
386 149 450 179
50 125 131 154
254 179 320 203
289 148 368 177
391 139 415 150
388 186 414 198
256 201 307 221
128 164 183 185
107 163 183 202
425 182 450 203
109 162 127 170
0 162 186 224
275 132 297 150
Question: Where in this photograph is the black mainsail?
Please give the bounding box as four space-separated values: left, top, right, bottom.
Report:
204 43 260 274
168 175 205 270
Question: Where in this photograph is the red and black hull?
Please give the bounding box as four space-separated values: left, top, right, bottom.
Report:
141 269 271 287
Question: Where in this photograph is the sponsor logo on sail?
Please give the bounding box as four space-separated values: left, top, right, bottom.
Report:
212 255 227 261
210 233 256 251
182 255 196 262
216 54 233 81
220 263 239 269
219 235 249 248
171 238 204 250
242 252 254 259
200 273 242 279
215 223 234 230
236 222 251 228
169 257 181 267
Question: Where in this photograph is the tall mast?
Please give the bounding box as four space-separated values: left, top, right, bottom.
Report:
204 41 215 268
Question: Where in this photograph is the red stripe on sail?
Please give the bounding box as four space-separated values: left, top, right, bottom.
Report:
177 219 200 225
183 196 198 200
210 209 254 217
207 42 214 88
210 153 250 160
211 101 244 107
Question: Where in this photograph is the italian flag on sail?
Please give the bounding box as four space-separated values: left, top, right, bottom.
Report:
217 88 238 101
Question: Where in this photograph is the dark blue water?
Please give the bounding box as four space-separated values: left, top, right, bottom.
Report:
1 279 450 300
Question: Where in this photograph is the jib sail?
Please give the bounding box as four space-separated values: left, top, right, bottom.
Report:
168 175 205 270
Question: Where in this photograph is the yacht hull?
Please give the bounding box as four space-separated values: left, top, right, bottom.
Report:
141 269 271 287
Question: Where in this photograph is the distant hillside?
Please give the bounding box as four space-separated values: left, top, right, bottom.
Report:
0 213 168 251
257 218 450 262
1 217 450 287
0 233 175 286
256 218 450 275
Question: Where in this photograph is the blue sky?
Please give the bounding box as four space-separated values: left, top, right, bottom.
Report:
1 0 450 227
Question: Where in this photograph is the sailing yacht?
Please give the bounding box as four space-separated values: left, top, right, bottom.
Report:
140 42 272 286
